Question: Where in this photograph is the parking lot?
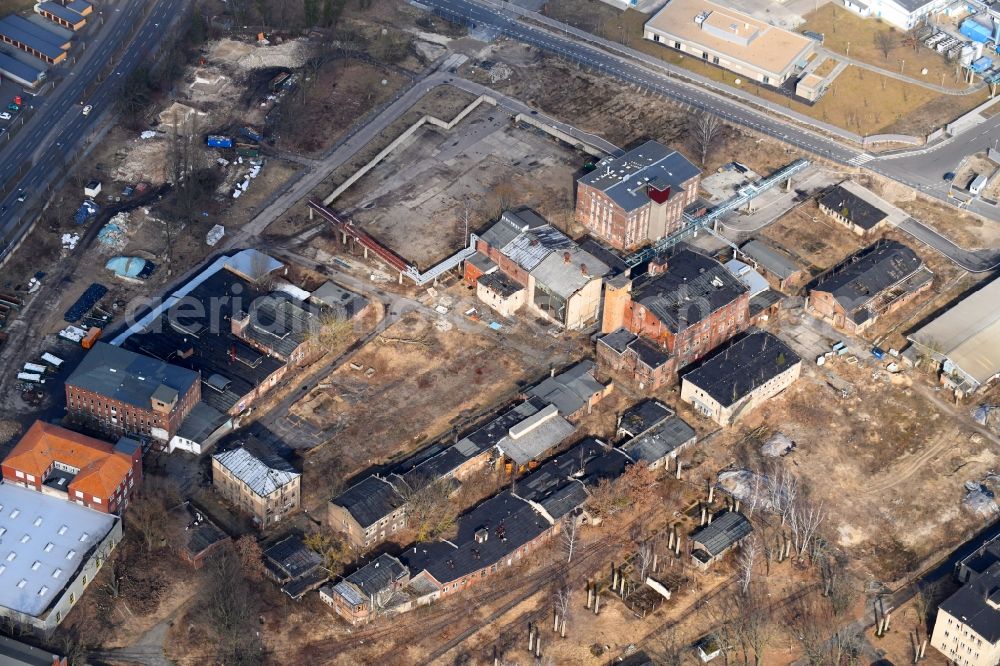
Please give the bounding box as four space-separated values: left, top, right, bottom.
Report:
0 77 26 136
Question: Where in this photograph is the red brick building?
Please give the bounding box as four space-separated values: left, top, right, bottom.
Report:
596 328 676 391
65 342 201 443
1 421 141 514
576 141 700 251
807 240 933 334
602 246 750 372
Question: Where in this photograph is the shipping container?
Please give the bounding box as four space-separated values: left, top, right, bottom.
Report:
23 362 46 374
16 372 43 383
969 173 988 194
239 126 262 142
40 352 64 367
961 18 993 43
81 326 101 349
207 134 233 148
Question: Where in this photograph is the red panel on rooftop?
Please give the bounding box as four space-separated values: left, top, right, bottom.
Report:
647 186 671 204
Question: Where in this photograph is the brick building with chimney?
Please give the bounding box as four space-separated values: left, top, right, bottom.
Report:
575 140 700 251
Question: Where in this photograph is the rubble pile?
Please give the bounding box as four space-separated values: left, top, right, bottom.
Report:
97 212 131 251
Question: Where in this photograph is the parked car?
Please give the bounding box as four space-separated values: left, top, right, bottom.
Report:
82 105 92 116
6 104 18 112
0 112 10 121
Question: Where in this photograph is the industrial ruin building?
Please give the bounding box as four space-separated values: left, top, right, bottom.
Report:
600 245 750 386
807 240 932 334
681 329 802 426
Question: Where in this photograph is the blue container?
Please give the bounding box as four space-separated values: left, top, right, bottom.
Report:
239 126 262 143
961 18 993 44
207 135 233 148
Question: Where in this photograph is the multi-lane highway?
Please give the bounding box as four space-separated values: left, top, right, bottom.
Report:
0 0 185 261
425 0 1000 269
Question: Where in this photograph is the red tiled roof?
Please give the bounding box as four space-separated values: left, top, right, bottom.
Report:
4 421 131 500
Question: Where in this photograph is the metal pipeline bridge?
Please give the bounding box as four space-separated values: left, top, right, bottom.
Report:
623 158 811 267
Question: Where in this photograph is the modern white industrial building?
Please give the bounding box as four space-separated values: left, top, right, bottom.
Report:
843 0 950 30
644 0 817 85
0 483 120 633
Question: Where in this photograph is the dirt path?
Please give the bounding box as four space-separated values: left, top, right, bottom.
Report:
863 431 954 495
863 384 1000 495
90 616 175 666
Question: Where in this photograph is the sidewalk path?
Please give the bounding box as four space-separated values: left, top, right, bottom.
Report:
818 46 985 95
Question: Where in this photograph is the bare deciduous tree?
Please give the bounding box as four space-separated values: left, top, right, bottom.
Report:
875 30 896 60
737 535 761 595
202 550 263 665
234 535 266 581
400 477 459 541
553 586 573 638
126 476 180 553
791 593 862 666
562 514 579 564
688 111 723 166
789 499 827 560
303 530 351 576
637 540 656 581
766 466 797 525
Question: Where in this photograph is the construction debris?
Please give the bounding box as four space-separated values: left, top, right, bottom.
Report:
206 224 225 246
489 62 513 84
962 479 999 517
61 233 80 251
97 212 131 251
760 432 796 458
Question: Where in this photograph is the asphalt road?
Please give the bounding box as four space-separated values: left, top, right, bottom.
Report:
0 0 183 262
425 0 1000 270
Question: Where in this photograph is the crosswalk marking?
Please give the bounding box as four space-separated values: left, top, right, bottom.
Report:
848 153 875 166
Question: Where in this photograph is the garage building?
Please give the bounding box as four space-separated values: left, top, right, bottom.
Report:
0 15 69 64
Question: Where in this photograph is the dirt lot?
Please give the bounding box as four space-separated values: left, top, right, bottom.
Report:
899 194 1000 250
801 5 971 91
334 103 591 269
276 58 410 156
759 201 867 275
540 0 989 135
294 305 587 508
468 42 805 178
760 309 999 582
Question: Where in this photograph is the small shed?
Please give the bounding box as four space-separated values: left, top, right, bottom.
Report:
690 511 753 569
84 180 101 198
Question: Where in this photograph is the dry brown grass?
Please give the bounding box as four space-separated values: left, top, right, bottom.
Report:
760 202 866 274
802 4 970 91
541 0 988 135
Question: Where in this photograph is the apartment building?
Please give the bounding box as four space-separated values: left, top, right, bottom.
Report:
930 535 1000 666
212 447 301 526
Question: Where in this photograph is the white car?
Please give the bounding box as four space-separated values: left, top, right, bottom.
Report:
82 105 92 116
0 112 10 121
